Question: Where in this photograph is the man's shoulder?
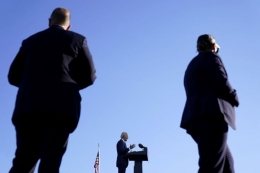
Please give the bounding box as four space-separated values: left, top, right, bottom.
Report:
186 54 201 67
186 52 217 71
24 28 86 43
196 52 222 64
66 30 86 40
200 51 220 58
23 29 49 43
117 139 123 144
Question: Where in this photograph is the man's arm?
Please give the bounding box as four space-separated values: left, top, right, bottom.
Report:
71 38 96 90
8 41 26 87
205 53 239 107
117 141 129 155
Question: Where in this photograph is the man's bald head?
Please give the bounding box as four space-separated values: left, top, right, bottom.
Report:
49 7 71 30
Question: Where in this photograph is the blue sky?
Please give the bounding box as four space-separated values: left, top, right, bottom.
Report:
1 0 260 172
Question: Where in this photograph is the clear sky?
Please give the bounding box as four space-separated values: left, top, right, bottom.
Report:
1 0 260 173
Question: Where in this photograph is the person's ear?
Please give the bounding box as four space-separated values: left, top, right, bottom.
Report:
212 43 219 53
212 43 216 50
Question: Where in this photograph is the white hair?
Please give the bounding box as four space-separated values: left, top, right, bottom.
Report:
121 132 128 138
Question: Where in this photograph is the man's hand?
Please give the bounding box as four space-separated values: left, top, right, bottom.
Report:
230 89 239 107
130 144 136 149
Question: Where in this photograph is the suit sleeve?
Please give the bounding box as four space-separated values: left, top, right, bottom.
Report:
205 54 239 107
8 41 26 87
72 38 96 90
117 141 129 155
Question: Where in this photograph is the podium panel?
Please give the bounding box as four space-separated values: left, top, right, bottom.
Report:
127 146 148 173
127 149 148 161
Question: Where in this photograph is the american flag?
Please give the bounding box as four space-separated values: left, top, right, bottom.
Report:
94 151 99 173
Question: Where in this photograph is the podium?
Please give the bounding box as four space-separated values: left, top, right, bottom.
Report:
127 144 148 173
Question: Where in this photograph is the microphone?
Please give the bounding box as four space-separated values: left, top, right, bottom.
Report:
138 143 145 149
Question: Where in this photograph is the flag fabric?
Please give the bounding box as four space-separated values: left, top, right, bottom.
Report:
94 151 99 173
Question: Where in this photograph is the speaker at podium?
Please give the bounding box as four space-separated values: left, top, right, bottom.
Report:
127 143 148 173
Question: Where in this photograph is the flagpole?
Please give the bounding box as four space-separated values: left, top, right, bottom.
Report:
98 143 100 173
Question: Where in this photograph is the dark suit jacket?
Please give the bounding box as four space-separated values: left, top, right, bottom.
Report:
116 139 129 167
181 51 239 130
8 25 96 132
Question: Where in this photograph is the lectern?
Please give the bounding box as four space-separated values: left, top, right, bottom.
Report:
127 144 148 173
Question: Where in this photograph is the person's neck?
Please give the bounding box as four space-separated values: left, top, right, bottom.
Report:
199 50 214 53
50 24 68 30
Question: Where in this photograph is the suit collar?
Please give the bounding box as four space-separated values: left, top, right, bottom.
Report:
199 51 218 56
49 25 65 30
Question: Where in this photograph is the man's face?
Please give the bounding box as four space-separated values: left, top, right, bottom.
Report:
214 44 220 53
212 39 220 53
123 134 128 141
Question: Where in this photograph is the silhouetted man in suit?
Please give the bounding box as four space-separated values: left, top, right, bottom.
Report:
116 132 135 173
8 7 96 173
180 34 239 173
